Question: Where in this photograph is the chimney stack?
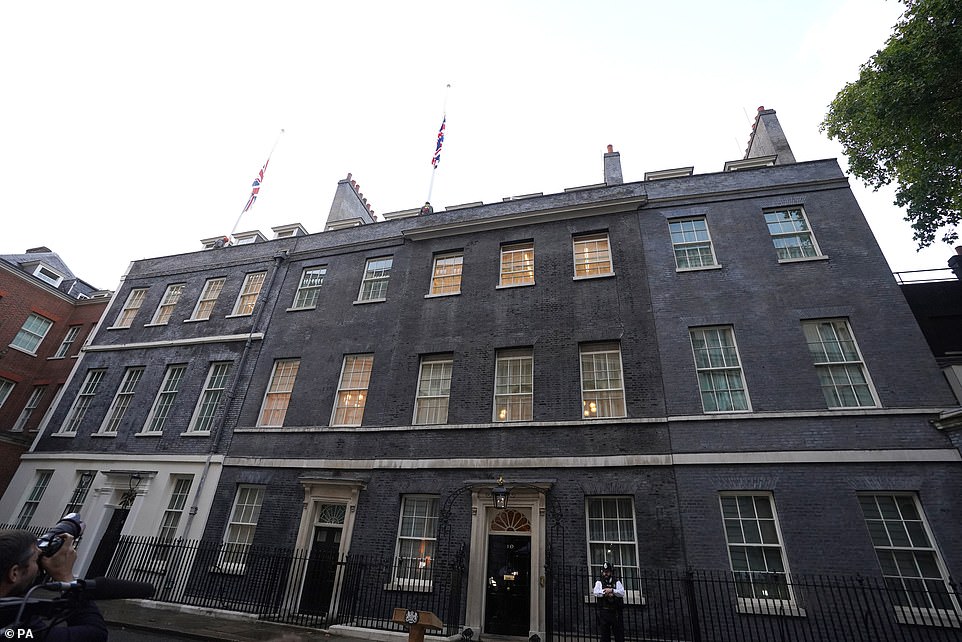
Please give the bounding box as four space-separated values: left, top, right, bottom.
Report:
604 145 623 185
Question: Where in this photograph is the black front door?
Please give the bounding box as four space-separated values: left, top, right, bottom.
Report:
484 533 531 636
298 525 342 616
86 508 129 578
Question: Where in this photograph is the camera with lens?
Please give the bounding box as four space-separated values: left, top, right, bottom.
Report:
36 513 85 558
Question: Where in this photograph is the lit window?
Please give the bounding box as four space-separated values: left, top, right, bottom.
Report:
53 326 83 359
220 485 265 573
573 233 613 278
114 289 148 328
11 313 54 354
689 326 751 412
580 342 626 418
394 495 438 588
257 359 300 427
15 471 53 528
155 477 194 561
764 207 821 260
858 494 959 623
669 218 718 269
493 348 533 421
413 356 452 425
802 319 878 408
720 493 794 604
231 272 267 316
429 253 463 296
12 385 47 432
188 362 233 432
358 257 393 302
331 355 373 426
142 365 187 433
292 267 326 309
151 284 185 325
586 497 639 593
500 242 535 287
190 278 225 321
0 378 14 410
63 471 94 516
98 367 145 434
60 369 107 434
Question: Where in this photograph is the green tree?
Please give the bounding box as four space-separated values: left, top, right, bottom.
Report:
821 0 962 247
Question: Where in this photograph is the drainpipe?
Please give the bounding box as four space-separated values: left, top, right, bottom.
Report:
182 250 289 537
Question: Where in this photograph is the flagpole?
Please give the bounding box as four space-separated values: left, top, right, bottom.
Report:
426 84 451 204
231 129 285 236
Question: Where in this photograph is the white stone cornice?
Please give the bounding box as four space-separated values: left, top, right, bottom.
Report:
83 332 263 352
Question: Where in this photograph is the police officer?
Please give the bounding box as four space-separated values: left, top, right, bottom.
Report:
592 561 625 642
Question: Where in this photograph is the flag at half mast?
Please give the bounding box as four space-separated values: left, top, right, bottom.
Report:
431 116 446 167
242 156 271 213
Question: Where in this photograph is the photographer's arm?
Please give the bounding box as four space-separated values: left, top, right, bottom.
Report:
39 535 108 642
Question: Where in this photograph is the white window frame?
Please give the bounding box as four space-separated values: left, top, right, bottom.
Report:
114 288 148 328
720 492 802 615
572 233 613 279
802 318 879 408
291 266 326 310
15 471 53 529
63 471 95 516
231 272 267 317
12 385 46 432
764 207 823 261
150 283 185 325
586 496 642 603
190 278 225 321
689 326 751 413
11 313 54 354
60 369 107 434
858 493 961 627
219 485 265 574
392 495 439 591
154 476 194 562
427 253 463 296
357 257 393 302
330 354 373 427
141 364 187 434
493 348 533 422
33 264 64 287
669 217 719 270
413 356 452 425
257 358 300 427
187 362 233 433
579 342 626 419
0 378 14 410
98 367 145 434
499 242 535 288
53 325 82 359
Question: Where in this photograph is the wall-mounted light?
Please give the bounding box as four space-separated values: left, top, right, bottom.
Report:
492 475 509 510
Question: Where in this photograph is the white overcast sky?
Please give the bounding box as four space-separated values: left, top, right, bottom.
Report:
2 0 954 291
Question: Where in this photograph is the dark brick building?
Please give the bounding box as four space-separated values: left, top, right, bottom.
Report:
3 109 960 638
0 248 109 494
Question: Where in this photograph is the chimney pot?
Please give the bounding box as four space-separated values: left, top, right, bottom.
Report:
606 144 614 153
758 105 765 112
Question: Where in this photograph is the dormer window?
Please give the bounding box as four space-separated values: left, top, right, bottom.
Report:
32 264 64 287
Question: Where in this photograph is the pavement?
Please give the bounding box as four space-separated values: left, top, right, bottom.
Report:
100 599 373 642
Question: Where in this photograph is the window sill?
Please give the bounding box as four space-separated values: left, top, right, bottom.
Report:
826 404 880 411
286 306 316 312
572 272 615 281
496 282 535 289
353 298 386 305
702 408 753 415
7 344 38 357
143 322 169 328
133 431 163 437
225 313 253 319
736 598 806 617
180 431 211 437
894 605 961 628
183 318 210 323
105 326 133 331
383 581 433 593
675 264 722 273
47 356 67 361
52 432 77 437
91 432 118 438
424 292 460 299
777 255 829 264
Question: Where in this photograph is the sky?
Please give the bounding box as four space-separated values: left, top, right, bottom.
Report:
2 0 955 291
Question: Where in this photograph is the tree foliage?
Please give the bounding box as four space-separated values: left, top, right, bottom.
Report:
821 0 962 248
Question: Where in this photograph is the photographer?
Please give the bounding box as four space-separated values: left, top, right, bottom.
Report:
0 529 107 641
